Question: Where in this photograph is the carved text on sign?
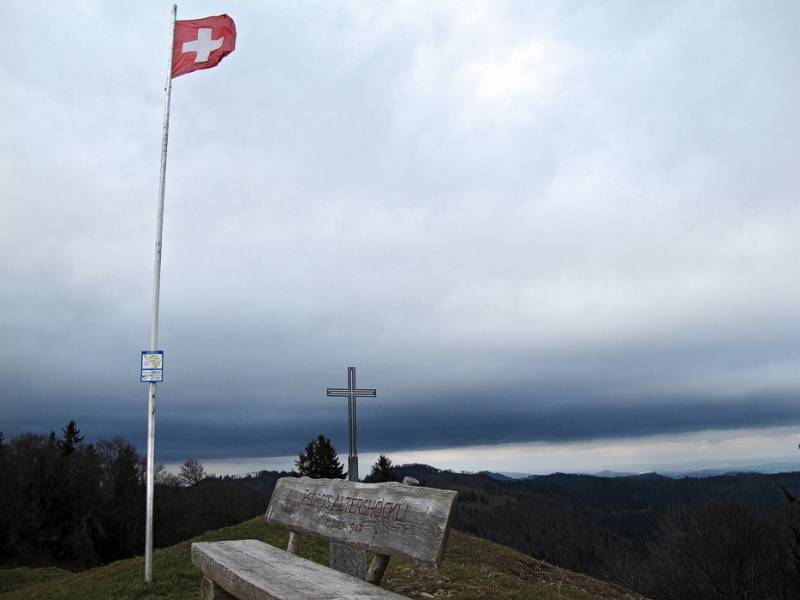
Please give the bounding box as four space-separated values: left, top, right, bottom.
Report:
302 490 410 522
323 517 364 534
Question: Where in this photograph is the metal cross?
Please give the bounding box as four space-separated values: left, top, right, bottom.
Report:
326 366 377 481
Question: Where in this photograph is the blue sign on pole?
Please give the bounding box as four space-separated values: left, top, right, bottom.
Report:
141 351 164 383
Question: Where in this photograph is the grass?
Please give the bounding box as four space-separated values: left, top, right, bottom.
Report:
0 568 73 594
0 519 646 600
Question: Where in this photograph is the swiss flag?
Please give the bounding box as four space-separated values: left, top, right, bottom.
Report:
172 15 236 78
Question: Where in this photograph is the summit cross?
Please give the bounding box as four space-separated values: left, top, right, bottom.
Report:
326 366 377 482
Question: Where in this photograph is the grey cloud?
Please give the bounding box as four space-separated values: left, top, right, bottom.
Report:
2 1 800 466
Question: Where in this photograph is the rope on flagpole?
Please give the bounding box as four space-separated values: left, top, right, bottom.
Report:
145 2 177 585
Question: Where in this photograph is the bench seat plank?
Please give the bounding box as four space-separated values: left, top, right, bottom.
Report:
192 540 408 600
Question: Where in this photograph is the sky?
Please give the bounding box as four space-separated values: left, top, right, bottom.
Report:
2 1 800 474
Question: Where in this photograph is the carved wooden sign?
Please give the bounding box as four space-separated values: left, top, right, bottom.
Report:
266 477 457 567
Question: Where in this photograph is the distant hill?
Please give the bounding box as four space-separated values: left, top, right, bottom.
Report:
593 470 638 478
394 463 800 592
477 470 514 481
483 461 800 479
657 462 800 478
0 517 647 600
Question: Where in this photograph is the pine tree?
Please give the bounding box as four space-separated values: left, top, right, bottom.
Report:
61 420 84 455
364 454 398 483
295 435 344 479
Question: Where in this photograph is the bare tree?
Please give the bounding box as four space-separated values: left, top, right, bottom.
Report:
154 463 182 487
178 459 207 486
644 500 783 600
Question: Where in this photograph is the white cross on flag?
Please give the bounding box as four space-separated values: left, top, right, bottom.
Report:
172 14 236 78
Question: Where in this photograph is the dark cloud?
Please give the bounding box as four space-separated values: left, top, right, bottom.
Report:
7 385 800 463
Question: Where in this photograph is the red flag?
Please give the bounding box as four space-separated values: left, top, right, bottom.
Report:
172 15 236 78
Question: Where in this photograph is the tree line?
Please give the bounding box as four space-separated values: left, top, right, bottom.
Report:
0 423 276 568
0 428 396 570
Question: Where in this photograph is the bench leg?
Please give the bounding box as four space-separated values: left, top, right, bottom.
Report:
287 530 301 555
330 539 367 579
366 553 390 585
201 575 236 600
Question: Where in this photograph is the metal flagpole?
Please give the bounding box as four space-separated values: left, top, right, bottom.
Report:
145 3 177 585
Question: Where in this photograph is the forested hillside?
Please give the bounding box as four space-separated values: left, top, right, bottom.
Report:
0 426 285 569
395 464 800 599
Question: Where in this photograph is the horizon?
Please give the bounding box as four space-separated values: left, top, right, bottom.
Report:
164 450 800 479
159 423 800 477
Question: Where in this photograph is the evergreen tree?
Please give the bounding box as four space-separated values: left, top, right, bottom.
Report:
295 435 344 479
61 420 84 455
364 454 398 483
0 431 5 454
96 438 144 559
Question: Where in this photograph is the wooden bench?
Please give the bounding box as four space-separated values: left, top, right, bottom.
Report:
191 476 458 600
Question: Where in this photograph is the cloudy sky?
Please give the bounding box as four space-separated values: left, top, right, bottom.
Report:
2 0 800 474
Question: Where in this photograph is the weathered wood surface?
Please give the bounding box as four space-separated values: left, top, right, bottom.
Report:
192 539 409 600
286 531 300 555
365 554 390 585
266 477 457 567
329 539 366 578
201 575 236 600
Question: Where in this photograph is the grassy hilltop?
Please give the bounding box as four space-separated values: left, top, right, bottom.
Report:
0 518 645 600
